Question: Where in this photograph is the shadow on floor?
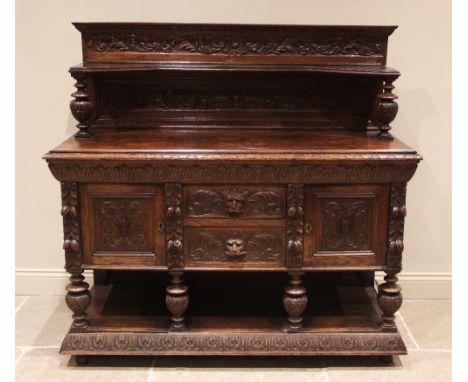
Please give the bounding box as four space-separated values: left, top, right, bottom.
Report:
67 355 403 369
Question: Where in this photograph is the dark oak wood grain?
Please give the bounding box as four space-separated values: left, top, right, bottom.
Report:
44 23 420 362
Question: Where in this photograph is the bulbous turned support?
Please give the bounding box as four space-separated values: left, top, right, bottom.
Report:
376 79 399 140
377 273 403 330
165 271 189 330
65 272 91 328
282 272 308 331
70 73 93 139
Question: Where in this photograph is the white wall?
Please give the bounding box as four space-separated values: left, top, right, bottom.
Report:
16 0 451 297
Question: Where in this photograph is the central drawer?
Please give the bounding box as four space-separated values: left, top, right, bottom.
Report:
182 184 287 268
183 185 286 219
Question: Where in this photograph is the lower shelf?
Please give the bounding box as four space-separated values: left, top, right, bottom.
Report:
61 272 407 356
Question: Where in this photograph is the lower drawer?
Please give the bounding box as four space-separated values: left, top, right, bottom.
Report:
184 227 285 268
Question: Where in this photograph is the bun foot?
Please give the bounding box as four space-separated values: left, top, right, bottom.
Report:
379 355 393 364
75 355 89 365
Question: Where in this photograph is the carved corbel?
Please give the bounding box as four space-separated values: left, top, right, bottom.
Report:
70 73 94 139
378 183 406 330
286 184 304 268
61 182 90 327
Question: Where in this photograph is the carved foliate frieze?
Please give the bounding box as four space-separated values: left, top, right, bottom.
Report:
321 199 371 251
95 198 150 251
61 182 81 274
84 32 384 57
61 332 405 354
185 228 284 265
165 183 183 268
286 184 304 268
186 186 285 218
49 162 419 185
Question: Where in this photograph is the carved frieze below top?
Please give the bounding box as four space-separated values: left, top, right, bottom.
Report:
49 162 418 185
84 34 384 57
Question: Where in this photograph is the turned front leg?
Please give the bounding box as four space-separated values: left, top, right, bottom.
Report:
166 271 189 330
283 272 307 331
65 271 91 327
378 272 403 330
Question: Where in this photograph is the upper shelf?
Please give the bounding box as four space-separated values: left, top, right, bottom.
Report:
73 22 397 67
69 62 400 77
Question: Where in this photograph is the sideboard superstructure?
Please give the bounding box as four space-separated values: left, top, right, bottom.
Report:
44 23 420 362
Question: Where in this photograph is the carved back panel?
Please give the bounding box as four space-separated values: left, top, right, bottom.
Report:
91 73 378 130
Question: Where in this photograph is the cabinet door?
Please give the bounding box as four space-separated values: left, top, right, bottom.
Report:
80 184 165 267
304 184 388 268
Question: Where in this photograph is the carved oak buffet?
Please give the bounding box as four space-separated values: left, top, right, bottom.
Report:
44 23 421 363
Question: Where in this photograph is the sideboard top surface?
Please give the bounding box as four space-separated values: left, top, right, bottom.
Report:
44 129 420 162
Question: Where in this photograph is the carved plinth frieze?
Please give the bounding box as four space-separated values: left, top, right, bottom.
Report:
70 73 94 139
61 331 406 355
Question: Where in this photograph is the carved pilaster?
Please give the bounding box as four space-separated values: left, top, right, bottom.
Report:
166 272 189 330
378 183 406 330
375 79 398 140
70 73 93 139
286 184 304 268
282 272 307 331
165 183 183 268
61 182 90 327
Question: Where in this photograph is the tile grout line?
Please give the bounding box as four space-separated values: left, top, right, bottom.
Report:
15 348 29 367
16 345 61 350
15 296 30 315
146 357 156 382
396 311 420 350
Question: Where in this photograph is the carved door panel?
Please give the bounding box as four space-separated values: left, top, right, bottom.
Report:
80 184 165 266
303 184 389 267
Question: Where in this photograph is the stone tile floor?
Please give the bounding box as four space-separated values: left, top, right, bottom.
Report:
15 296 451 381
